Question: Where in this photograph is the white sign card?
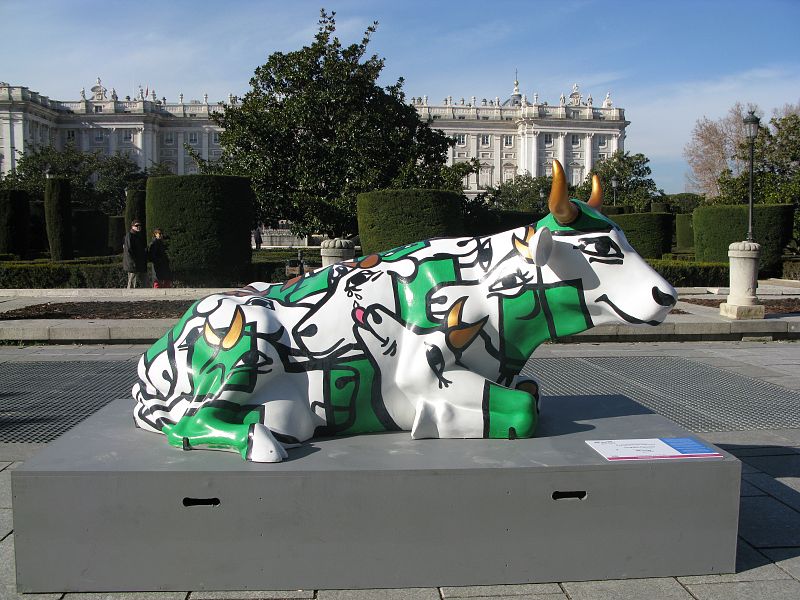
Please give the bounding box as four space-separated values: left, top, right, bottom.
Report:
586 437 724 461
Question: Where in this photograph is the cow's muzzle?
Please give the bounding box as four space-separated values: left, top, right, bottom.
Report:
652 286 677 308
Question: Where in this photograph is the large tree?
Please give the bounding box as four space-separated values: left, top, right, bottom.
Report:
683 102 760 198
206 10 458 237
575 150 661 212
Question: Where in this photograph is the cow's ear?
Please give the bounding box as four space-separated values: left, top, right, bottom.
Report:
530 227 553 266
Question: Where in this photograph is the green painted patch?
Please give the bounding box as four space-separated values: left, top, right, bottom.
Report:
536 201 617 233
190 323 257 398
146 300 199 363
396 257 457 329
327 358 386 435
163 404 262 457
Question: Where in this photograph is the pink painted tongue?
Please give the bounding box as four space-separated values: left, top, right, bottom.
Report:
354 307 365 325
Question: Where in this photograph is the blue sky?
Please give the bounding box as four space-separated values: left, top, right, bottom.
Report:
3 0 800 193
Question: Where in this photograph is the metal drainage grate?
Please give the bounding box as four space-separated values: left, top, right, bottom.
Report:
0 361 137 443
523 356 800 432
2 357 800 443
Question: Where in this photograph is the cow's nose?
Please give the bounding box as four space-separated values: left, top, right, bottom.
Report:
652 286 677 307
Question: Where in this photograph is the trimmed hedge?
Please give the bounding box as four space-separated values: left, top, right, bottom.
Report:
601 205 633 216
73 209 110 256
108 215 126 254
610 213 674 259
0 260 126 288
357 189 465 255
0 189 31 256
675 213 694 251
693 204 795 275
125 187 146 233
147 175 255 285
45 177 73 260
465 209 542 237
647 259 729 287
29 201 48 251
650 202 669 213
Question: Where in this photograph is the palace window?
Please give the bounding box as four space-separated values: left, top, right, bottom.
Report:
503 135 513 147
164 132 175 145
480 134 490 146
455 134 466 146
66 130 75 142
212 132 220 144
94 130 104 142
598 135 607 147
93 105 103 113
123 130 133 142
571 134 580 147
544 133 553 146
188 132 199 144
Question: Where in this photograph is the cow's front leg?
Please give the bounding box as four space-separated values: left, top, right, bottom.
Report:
162 404 288 462
410 373 538 440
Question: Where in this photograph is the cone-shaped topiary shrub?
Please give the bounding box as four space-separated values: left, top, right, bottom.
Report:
45 177 73 260
146 175 255 285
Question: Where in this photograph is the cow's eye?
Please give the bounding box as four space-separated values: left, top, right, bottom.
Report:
577 236 623 262
488 269 533 294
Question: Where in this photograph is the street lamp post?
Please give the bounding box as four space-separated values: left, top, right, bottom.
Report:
611 176 618 206
719 109 764 320
743 110 760 242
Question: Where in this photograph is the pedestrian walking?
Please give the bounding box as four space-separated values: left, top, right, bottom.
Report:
123 220 147 288
148 228 173 288
253 225 263 251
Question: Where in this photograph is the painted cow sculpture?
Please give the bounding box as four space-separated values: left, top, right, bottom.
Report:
132 160 677 462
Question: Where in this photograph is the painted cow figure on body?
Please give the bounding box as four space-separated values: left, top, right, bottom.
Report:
132 160 677 462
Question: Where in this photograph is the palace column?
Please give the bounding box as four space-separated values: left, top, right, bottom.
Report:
558 132 567 170
530 131 539 177
201 129 209 161
108 127 117 156
137 127 147 169
584 132 594 175
1 117 13 175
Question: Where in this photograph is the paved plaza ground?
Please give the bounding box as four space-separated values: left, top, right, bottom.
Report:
0 283 799 599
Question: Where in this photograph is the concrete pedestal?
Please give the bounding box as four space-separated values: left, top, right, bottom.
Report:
320 238 355 267
12 395 740 593
720 241 765 319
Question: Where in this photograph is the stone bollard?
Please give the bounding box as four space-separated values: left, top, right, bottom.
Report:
719 241 765 319
320 238 356 267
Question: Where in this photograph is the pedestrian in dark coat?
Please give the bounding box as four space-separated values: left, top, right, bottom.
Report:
123 220 147 288
253 226 263 251
148 228 173 288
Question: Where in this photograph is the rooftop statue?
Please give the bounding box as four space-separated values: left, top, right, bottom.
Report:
132 161 676 462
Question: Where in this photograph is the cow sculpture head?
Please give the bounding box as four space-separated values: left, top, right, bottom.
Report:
516 160 676 331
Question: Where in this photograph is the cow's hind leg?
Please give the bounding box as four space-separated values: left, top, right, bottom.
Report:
410 373 538 440
162 404 288 462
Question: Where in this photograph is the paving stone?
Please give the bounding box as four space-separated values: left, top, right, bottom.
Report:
678 539 789 583
561 577 693 599
700 430 797 446
739 479 766 496
744 473 800 512
685 579 800 599
741 454 800 479
0 470 9 509
0 535 62 599
761 548 800 580
441 583 562 597
0 509 12 540
0 445 42 462
738 496 800 547
64 594 187 599
317 589 440 600
189 591 314 599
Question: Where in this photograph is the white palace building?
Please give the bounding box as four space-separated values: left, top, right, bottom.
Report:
0 77 628 193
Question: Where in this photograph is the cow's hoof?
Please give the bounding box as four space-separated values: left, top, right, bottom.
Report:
245 423 289 463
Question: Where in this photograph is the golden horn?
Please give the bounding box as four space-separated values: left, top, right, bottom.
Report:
446 298 465 329
221 306 245 350
587 174 603 208
548 159 578 225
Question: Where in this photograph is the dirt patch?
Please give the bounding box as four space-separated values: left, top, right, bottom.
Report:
0 300 196 320
682 297 800 315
